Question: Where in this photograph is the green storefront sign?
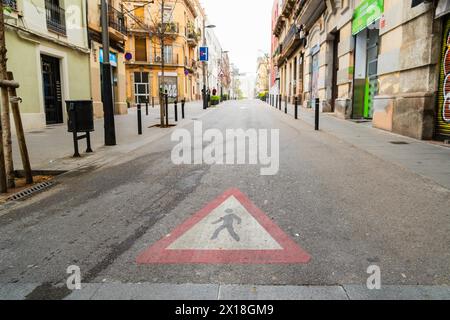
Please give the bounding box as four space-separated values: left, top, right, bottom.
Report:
352 0 384 35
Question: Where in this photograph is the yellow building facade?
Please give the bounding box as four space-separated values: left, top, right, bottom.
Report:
123 0 202 104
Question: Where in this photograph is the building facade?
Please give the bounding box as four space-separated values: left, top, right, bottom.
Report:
255 55 270 96
272 0 450 141
87 0 128 118
123 0 201 104
4 0 91 130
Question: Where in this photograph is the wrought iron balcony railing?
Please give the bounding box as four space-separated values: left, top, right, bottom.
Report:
149 55 179 65
3 0 17 11
45 0 66 36
107 4 127 35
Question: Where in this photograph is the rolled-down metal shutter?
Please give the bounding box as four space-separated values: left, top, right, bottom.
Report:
436 16 450 140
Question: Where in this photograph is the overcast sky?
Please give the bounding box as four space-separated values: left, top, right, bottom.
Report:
200 0 273 75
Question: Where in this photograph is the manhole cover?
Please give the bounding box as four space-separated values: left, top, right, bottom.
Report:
390 141 409 145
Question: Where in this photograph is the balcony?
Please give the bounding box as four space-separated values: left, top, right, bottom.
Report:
281 0 296 18
187 29 200 47
107 5 127 36
149 55 180 66
158 22 179 35
280 24 305 60
3 0 17 11
45 0 66 36
185 59 197 73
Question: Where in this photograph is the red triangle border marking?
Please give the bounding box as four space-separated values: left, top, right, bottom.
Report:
136 188 311 264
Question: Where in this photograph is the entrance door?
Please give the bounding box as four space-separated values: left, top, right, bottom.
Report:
41 55 63 124
365 28 379 118
331 31 340 112
134 72 150 104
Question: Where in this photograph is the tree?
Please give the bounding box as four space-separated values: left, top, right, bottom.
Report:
147 0 180 127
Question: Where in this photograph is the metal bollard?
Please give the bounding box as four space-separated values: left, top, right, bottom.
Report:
174 100 178 122
279 95 282 111
285 96 288 114
165 94 169 127
137 103 142 135
145 99 149 116
181 99 185 119
152 96 155 108
315 98 320 131
275 95 278 109
294 96 298 120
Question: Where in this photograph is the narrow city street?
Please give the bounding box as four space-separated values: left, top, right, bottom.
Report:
0 100 448 300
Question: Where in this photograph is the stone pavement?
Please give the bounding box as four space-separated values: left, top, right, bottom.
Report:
0 282 448 300
267 100 450 190
11 101 206 172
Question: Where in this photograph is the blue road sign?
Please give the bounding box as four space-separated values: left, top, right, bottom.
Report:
199 46 209 62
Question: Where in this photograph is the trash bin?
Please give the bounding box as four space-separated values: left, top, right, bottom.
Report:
66 100 94 133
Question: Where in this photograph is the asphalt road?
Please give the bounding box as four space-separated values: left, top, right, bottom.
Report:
0 99 449 299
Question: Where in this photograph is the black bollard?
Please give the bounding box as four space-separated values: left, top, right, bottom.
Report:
152 96 155 108
275 95 278 109
145 99 149 116
294 96 298 120
181 99 185 119
315 98 320 131
279 95 282 111
165 94 169 127
285 96 288 114
174 100 178 122
137 104 142 135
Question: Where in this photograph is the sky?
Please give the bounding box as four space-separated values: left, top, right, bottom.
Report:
200 0 273 75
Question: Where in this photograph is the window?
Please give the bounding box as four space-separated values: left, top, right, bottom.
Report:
164 45 173 64
163 6 173 23
134 72 150 104
135 37 147 62
45 0 66 35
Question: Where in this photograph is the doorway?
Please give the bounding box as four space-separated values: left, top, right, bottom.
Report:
352 26 379 119
331 31 340 112
41 54 63 125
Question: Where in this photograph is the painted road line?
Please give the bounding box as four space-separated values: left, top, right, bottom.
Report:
136 188 311 264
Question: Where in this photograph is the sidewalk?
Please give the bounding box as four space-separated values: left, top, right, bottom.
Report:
11 101 206 172
267 100 450 190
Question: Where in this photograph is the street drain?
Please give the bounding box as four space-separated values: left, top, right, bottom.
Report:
390 141 410 145
7 181 56 202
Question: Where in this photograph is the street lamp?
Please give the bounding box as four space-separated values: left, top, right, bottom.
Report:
202 21 216 109
101 0 116 146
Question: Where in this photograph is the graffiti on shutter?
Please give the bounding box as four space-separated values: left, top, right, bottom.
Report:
436 17 450 139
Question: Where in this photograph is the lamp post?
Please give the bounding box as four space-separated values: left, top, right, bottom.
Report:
202 20 215 109
101 0 116 146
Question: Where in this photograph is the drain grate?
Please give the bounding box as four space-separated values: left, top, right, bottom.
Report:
390 141 409 145
7 181 56 202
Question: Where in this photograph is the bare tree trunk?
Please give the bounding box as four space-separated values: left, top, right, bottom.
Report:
160 0 165 127
0 4 13 188
0 3 11 192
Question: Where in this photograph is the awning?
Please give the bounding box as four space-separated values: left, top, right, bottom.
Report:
436 0 450 19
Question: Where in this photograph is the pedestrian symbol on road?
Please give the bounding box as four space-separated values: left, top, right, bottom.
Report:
136 188 311 264
211 209 242 242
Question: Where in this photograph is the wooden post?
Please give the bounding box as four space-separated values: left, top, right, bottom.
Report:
7 72 32 184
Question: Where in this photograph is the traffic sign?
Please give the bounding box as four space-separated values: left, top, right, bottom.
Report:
136 188 311 264
199 46 209 62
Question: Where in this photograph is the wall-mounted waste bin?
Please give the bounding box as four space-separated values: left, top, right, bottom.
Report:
66 100 94 133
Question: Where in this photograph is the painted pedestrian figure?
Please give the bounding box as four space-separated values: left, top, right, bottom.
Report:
211 209 242 242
